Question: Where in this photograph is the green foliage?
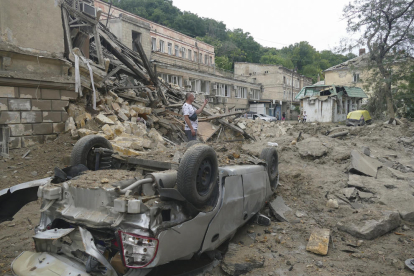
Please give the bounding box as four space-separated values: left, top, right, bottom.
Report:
108 0 354 79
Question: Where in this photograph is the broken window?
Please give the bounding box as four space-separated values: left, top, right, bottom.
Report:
353 73 360 83
175 45 179 57
151 37 157 51
188 49 192 60
168 43 172 55
159 40 165 53
132 31 142 51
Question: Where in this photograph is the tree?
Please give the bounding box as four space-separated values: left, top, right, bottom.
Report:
343 0 414 120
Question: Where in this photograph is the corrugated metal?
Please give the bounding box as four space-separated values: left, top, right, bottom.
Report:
344 87 368 98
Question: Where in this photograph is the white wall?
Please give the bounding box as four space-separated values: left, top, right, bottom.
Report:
303 98 334 123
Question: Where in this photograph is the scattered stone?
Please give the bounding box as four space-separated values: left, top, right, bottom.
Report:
31 171 38 176
306 228 330 256
65 117 76 132
297 137 328 159
342 187 357 199
295 210 307 218
326 199 339 209
402 225 410 231
337 210 401 240
362 146 371 156
77 129 95 138
101 178 109 184
95 113 115 125
315 261 323 268
358 191 375 200
221 243 264 276
148 128 164 143
102 124 114 140
269 196 292 222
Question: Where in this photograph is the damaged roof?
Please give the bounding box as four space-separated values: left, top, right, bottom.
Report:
295 85 368 100
324 54 369 72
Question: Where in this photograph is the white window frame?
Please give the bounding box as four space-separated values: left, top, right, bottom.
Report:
236 87 247 98
151 37 156 51
251 89 260 100
217 84 230 97
353 73 360 83
181 47 186 58
168 43 172 55
159 40 164 53
175 45 179 57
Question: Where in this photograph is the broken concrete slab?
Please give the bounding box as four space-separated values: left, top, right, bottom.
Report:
337 210 400 240
342 187 357 199
297 137 329 159
269 196 292 222
358 191 375 200
306 228 330 256
326 199 339 209
387 167 414 180
349 150 382 178
95 113 115 125
221 243 264 276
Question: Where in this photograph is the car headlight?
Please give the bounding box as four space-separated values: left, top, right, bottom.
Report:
118 231 159 268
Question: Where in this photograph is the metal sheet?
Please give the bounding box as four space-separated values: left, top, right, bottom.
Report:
0 177 51 196
11 251 89 276
242 171 267 218
33 228 75 240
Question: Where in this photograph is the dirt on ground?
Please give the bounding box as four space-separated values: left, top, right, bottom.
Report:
2 121 414 275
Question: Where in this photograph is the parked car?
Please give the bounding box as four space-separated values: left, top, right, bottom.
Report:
1 136 279 276
246 113 277 122
346 110 372 126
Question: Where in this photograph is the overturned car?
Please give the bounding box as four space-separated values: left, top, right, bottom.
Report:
1 135 279 276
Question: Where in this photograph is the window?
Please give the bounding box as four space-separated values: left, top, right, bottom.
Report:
205 55 208 65
283 90 286 99
151 37 156 51
210 56 213 65
159 40 165 53
283 76 286 84
168 43 172 55
188 50 192 60
236 87 247 98
181 47 185 58
194 52 198 62
251 89 260 100
175 45 179 57
199 53 202 63
217 84 229 97
132 31 142 51
353 73 360 83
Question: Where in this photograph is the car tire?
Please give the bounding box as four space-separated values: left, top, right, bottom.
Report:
177 144 218 208
260 147 279 189
185 140 202 149
70 135 113 170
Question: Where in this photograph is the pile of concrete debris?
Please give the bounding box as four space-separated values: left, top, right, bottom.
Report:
57 0 260 157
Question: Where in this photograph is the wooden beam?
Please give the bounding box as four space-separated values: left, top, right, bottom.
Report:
99 30 150 84
198 111 243 122
102 65 122 82
93 25 104 66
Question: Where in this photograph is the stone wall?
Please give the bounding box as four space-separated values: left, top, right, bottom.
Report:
0 86 77 148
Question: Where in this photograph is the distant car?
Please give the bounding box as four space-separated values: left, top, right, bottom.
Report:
252 114 277 122
1 136 279 276
346 110 372 126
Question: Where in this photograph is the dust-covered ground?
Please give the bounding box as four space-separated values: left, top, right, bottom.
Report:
2 121 414 275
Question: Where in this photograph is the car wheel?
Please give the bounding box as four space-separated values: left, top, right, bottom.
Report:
260 147 279 189
70 135 113 170
177 144 218 208
185 140 202 149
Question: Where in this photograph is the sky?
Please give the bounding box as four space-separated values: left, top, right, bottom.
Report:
172 0 353 52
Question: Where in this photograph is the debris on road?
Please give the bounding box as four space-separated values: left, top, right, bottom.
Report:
269 196 292 222
306 228 330 256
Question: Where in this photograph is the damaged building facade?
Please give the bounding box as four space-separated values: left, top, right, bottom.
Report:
0 0 77 149
295 85 368 123
234 63 312 119
94 0 262 112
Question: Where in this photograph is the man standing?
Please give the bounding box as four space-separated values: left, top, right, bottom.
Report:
183 93 208 141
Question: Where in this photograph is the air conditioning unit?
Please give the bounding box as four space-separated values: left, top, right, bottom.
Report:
213 85 218 90
80 2 96 18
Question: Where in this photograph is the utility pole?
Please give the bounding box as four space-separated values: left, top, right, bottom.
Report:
290 68 296 120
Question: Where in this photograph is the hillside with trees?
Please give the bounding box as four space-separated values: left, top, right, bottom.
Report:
103 0 355 82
